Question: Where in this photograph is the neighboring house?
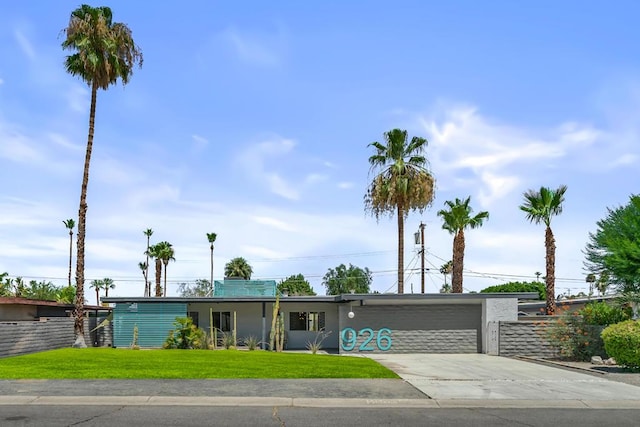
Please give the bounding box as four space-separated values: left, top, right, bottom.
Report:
0 297 112 358
517 295 620 316
0 296 108 321
104 280 536 354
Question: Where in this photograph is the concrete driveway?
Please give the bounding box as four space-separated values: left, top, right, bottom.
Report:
366 353 640 405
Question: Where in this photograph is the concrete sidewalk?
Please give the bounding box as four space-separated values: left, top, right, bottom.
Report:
1 355 640 409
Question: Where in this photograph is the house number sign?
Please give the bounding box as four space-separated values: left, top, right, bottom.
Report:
340 327 392 351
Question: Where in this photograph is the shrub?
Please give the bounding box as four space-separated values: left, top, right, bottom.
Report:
547 302 630 361
602 320 640 370
480 281 545 300
163 317 205 349
581 301 631 325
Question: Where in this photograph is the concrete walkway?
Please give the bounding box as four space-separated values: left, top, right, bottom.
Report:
1 354 640 408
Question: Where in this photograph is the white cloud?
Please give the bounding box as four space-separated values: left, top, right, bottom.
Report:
14 29 36 60
220 26 285 66
418 105 604 203
252 215 297 232
237 136 299 200
66 84 89 113
304 173 328 184
48 133 83 151
608 153 638 167
267 173 299 200
338 182 354 190
191 134 209 150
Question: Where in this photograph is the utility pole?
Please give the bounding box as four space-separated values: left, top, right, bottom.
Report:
419 222 426 293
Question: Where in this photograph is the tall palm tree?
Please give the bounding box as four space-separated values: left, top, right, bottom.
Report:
62 5 142 347
520 185 567 315
138 261 147 296
207 233 217 293
439 260 453 288
89 279 103 305
437 196 489 293
586 273 596 297
157 241 175 297
143 229 153 296
224 257 253 280
62 219 75 287
365 129 436 293
103 277 115 297
147 243 165 297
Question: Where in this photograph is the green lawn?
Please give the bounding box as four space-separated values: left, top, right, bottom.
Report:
0 348 398 379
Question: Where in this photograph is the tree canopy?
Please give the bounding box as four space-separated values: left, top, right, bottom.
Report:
365 128 435 294
224 257 253 280
178 279 212 297
519 185 567 315
437 196 489 293
584 194 640 293
480 281 546 300
323 263 372 295
277 274 316 296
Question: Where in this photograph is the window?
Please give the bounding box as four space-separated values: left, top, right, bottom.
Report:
212 311 231 332
188 311 199 327
289 311 325 331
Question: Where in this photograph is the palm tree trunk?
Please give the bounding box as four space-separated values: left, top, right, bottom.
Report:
452 230 465 293
545 226 556 315
210 245 214 294
95 288 99 306
73 81 98 348
145 236 150 297
68 231 73 288
397 205 404 294
163 262 168 297
155 258 162 297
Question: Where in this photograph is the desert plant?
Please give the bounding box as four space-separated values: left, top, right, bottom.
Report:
131 324 140 350
601 320 640 370
222 331 237 349
269 294 280 351
244 336 259 351
306 330 332 354
163 317 205 349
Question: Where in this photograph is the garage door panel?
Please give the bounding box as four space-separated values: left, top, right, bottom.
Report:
340 304 481 354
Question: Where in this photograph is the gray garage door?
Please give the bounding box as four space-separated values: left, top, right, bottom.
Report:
339 304 482 354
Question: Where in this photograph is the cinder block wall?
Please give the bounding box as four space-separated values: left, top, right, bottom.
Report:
0 317 112 358
499 320 558 358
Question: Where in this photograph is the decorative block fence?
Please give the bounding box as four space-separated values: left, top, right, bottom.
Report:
499 318 559 358
0 317 112 358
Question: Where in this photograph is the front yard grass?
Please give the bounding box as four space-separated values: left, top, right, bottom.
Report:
0 348 398 379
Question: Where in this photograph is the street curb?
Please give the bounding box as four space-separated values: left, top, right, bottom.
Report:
2 396 640 409
514 356 607 375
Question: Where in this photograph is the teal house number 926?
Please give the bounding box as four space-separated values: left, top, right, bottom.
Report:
340 327 392 351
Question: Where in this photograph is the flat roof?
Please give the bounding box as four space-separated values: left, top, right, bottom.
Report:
103 292 538 304
0 296 110 310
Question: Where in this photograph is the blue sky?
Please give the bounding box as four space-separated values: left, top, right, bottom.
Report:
1 1 639 297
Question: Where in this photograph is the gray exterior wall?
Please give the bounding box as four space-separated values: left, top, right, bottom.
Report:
0 317 112 358
188 301 339 350
499 320 558 358
482 298 518 354
338 304 482 354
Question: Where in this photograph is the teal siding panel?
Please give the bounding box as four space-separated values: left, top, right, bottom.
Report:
213 280 276 297
113 302 186 348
